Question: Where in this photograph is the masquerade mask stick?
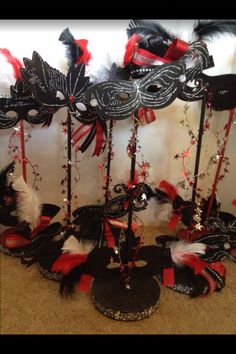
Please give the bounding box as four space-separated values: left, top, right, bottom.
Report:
20 49 90 225
104 120 113 204
66 109 73 223
121 117 139 289
207 108 235 217
59 29 92 224
190 96 207 223
0 49 27 182
19 120 27 182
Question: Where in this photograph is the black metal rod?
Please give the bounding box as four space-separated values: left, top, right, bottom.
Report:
191 96 207 208
67 109 72 223
124 118 138 266
105 120 114 204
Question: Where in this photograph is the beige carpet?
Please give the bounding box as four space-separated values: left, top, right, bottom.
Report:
1 226 236 334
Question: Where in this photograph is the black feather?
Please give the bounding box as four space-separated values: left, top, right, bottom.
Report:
136 245 162 275
84 247 114 276
193 20 236 41
0 161 15 191
127 19 175 43
0 161 16 208
108 63 131 81
73 206 104 242
59 28 82 67
60 265 82 297
127 20 175 57
154 188 171 204
59 247 113 296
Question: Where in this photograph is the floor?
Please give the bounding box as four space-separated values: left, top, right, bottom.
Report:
1 226 236 334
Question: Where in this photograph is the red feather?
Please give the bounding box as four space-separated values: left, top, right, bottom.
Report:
74 39 92 65
159 180 178 200
51 253 88 275
0 48 23 80
123 33 141 66
76 274 94 292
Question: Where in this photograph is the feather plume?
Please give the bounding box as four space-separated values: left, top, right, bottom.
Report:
154 188 171 204
12 175 41 230
127 20 175 44
61 235 96 255
159 180 178 201
127 20 175 58
59 28 91 67
60 265 82 297
59 28 81 67
170 240 206 266
0 161 15 191
0 48 23 80
89 62 112 84
193 20 236 41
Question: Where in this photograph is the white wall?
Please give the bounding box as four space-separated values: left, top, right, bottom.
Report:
0 20 236 228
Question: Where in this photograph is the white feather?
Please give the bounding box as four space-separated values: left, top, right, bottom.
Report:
0 55 16 94
170 240 206 266
12 175 41 229
62 235 96 255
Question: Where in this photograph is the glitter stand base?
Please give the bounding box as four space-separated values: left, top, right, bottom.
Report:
91 268 160 321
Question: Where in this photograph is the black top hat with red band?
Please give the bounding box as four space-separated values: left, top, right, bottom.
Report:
0 162 62 257
20 182 157 294
137 237 226 297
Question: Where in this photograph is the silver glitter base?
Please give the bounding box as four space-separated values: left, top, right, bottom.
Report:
37 263 63 282
92 296 159 321
91 269 160 321
0 244 24 257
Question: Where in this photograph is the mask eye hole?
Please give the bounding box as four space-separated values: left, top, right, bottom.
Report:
6 111 17 118
146 82 162 93
186 80 201 92
28 109 38 117
115 91 130 101
56 91 65 100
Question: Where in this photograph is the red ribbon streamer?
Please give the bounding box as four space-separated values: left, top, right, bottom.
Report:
72 124 93 150
138 108 156 124
92 120 105 157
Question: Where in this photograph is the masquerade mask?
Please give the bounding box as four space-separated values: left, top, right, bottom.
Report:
0 80 58 128
21 51 89 110
85 42 212 119
200 73 236 111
